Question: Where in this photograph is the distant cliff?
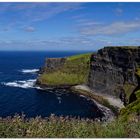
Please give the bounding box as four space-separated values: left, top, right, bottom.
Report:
37 47 140 103
88 47 140 104
36 53 91 87
38 58 66 74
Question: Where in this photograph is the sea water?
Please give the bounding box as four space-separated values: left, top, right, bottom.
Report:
0 51 103 119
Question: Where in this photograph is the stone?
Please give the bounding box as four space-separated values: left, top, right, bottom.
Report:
88 47 140 103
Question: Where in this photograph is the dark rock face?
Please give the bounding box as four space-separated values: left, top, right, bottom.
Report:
88 47 140 100
45 58 66 70
38 57 66 74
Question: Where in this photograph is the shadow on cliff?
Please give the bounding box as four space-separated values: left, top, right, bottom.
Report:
129 74 140 104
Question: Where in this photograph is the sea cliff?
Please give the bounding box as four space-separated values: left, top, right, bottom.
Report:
36 46 140 120
88 47 140 105
36 53 91 87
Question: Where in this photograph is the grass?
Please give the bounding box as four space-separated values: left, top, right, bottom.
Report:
67 53 91 61
120 89 140 121
123 83 136 102
119 67 140 120
0 114 140 138
136 68 140 77
39 72 86 86
1 50 140 137
38 53 91 86
120 68 140 120
120 99 140 121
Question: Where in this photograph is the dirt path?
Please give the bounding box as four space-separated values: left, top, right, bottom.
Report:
74 85 124 109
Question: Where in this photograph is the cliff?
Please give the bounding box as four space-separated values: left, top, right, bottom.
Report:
36 47 140 119
88 47 140 104
36 53 91 87
39 58 66 74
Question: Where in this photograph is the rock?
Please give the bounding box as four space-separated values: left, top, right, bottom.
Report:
88 47 140 103
45 57 66 72
38 57 66 74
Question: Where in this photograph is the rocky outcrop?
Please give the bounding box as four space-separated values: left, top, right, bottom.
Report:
36 53 91 88
45 58 66 70
38 57 66 74
88 47 140 104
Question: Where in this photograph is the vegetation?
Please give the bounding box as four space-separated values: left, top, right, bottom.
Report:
123 83 136 102
38 53 91 86
136 68 140 77
120 99 140 121
120 88 140 120
120 68 140 120
0 114 140 138
2 51 140 138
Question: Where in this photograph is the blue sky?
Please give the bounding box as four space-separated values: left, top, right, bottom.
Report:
0 2 140 51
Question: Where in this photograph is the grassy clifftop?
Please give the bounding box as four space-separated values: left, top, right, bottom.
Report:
37 53 91 86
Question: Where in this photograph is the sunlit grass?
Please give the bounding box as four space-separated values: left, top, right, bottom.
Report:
0 114 140 138
38 53 91 86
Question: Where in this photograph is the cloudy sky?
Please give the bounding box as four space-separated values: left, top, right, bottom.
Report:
0 2 140 51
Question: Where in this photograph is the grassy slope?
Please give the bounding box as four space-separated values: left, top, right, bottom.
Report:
120 68 140 120
38 53 91 86
0 115 140 138
123 83 136 102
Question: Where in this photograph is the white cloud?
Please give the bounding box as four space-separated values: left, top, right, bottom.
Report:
80 21 140 36
0 3 84 23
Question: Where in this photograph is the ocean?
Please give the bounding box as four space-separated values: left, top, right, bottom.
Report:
0 51 102 119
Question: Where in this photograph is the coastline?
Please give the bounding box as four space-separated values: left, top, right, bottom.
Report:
35 82 116 121
35 51 125 121
35 47 140 122
72 85 124 110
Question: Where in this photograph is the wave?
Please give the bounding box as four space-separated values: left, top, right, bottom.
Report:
57 97 62 104
20 69 39 74
1 79 42 89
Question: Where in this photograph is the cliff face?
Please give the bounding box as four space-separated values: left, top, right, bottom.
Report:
39 58 66 74
37 47 140 104
37 53 91 87
45 58 66 70
88 47 140 103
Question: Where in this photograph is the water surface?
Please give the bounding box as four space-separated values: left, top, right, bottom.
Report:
0 51 103 119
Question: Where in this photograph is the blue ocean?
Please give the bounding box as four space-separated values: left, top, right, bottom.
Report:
0 51 101 119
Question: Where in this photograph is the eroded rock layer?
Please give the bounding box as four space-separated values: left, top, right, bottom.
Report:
39 57 66 74
88 47 140 102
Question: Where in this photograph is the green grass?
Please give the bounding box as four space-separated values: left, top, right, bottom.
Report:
39 72 86 86
38 53 91 86
123 83 136 102
136 68 140 77
67 53 91 61
120 99 140 121
0 115 140 138
119 67 140 120
120 89 140 120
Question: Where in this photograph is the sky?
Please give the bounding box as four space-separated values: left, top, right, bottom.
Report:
0 2 140 51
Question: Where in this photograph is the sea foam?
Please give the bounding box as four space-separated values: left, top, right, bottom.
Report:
20 69 39 74
1 79 41 89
